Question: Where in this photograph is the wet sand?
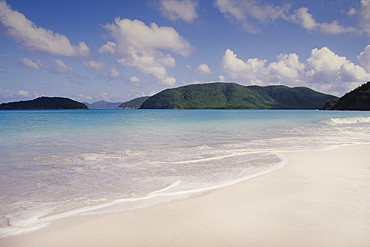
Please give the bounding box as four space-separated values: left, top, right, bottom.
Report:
1 144 370 247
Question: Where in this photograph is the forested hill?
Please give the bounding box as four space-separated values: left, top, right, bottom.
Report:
118 96 150 109
323 81 370 110
0 97 88 109
140 83 337 109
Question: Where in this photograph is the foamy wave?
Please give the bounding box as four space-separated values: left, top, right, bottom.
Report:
326 117 370 125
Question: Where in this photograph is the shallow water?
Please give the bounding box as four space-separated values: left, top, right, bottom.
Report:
1 109 370 236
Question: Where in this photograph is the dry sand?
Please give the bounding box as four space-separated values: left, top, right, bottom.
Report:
1 144 370 247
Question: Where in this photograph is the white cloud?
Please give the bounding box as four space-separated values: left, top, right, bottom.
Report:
195 63 212 75
54 59 73 74
215 0 359 35
268 53 304 79
100 18 194 86
19 57 40 70
0 88 40 102
290 7 358 35
220 49 267 81
215 0 290 33
110 68 120 79
0 1 90 57
129 76 141 87
358 45 370 72
19 57 74 74
159 0 198 22
348 7 356 16
360 0 370 35
83 61 105 70
305 47 370 94
220 47 370 96
18 90 29 97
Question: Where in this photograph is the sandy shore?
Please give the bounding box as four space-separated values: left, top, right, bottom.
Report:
1 144 370 247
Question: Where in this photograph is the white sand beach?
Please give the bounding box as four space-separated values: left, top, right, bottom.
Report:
1 144 370 247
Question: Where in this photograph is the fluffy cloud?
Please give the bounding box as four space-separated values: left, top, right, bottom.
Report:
83 61 105 70
268 53 304 79
0 1 90 57
305 47 370 94
100 18 194 86
159 0 198 22
220 49 267 82
358 45 370 72
215 0 290 33
195 63 212 75
219 47 370 95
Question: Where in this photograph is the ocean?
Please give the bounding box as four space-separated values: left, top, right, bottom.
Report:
1 109 370 237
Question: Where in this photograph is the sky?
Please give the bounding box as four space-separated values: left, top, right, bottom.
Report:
1 0 370 103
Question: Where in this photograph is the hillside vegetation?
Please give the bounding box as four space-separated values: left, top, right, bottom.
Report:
118 96 150 109
0 97 88 110
84 101 122 110
323 81 370 110
140 83 336 109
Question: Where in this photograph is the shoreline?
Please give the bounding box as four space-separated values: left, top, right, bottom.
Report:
1 143 370 246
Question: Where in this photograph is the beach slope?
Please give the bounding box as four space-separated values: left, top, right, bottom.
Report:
1 144 370 247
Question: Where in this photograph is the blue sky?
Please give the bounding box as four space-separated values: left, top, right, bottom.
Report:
1 0 370 103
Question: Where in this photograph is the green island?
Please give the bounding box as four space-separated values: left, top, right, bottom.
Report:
118 96 150 109
140 82 336 109
0 97 88 110
322 81 370 110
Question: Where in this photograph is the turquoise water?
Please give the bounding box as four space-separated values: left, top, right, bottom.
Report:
1 109 370 236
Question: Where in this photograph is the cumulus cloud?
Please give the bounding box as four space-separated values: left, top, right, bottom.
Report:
220 49 267 82
0 1 90 57
159 0 198 22
100 18 194 86
219 47 370 95
83 61 105 70
268 53 304 79
305 47 370 93
358 45 370 72
195 63 212 75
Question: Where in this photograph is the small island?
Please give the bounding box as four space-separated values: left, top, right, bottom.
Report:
140 83 337 109
0 97 88 110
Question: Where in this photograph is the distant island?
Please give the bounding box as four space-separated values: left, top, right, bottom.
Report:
140 83 337 109
0 97 88 110
6 81 370 111
118 96 150 109
84 101 123 110
322 81 370 110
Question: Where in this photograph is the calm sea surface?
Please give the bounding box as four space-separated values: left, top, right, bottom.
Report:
1 109 370 236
